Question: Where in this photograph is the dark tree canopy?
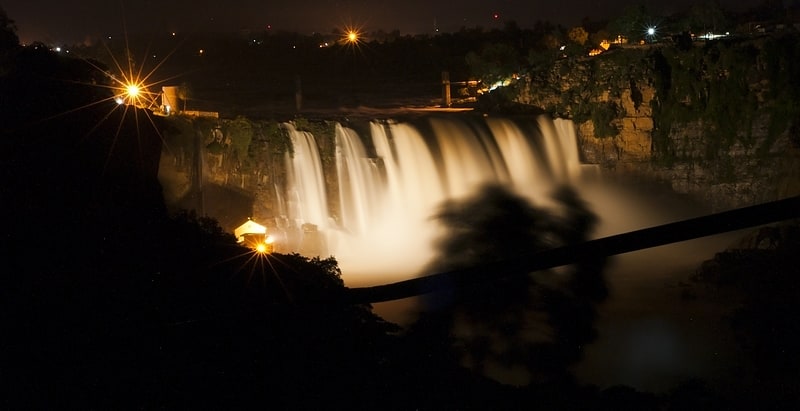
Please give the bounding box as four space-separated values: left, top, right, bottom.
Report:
409 184 608 385
0 6 19 52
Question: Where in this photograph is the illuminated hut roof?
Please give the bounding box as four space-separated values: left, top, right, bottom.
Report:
234 219 267 241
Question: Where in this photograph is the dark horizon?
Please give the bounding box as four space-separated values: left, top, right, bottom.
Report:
4 0 769 45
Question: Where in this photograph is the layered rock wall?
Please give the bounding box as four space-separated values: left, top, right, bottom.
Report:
514 35 800 211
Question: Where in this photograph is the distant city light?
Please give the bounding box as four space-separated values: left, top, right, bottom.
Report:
698 31 730 40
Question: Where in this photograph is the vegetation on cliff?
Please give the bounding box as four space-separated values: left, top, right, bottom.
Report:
516 32 800 162
507 28 800 209
650 34 800 163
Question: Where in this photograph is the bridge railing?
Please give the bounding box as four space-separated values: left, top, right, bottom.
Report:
344 195 800 304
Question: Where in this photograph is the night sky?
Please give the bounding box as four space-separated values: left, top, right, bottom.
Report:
4 0 766 45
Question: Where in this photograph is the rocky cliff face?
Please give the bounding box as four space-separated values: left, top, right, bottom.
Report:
514 34 800 211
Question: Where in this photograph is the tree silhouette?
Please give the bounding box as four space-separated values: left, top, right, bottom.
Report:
687 0 730 33
177 81 191 111
408 184 608 385
465 43 520 88
567 26 589 46
608 3 656 42
0 6 19 53
0 39 405 409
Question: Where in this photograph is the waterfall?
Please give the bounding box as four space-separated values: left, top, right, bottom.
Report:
280 114 586 285
335 123 384 237
284 122 329 229
279 114 742 391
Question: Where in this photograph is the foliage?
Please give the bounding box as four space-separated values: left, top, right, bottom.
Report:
589 29 611 48
465 42 521 87
257 119 293 157
293 116 335 158
761 34 800 153
590 101 621 138
650 35 798 163
0 5 19 53
607 3 655 43
411 184 607 384
686 0 731 33
205 140 224 155
225 115 254 166
177 81 191 111
168 208 237 245
567 27 589 46
527 48 557 73
293 117 334 140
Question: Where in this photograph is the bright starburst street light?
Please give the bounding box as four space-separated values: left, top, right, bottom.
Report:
84 33 184 113
644 26 658 43
255 236 276 254
111 76 159 108
126 84 140 97
340 25 363 48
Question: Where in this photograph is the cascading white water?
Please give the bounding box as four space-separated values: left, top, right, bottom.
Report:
335 122 388 238
280 113 738 390
284 122 329 230
282 115 584 285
